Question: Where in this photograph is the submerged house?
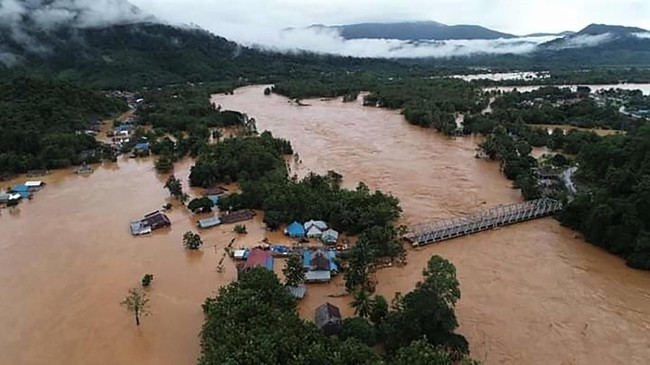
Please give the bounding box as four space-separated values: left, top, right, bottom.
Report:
10 185 31 199
204 186 229 196
130 211 171 235
221 209 256 224
304 220 328 232
315 302 343 335
321 229 339 244
0 193 21 205
306 226 323 238
197 216 221 229
24 181 45 190
286 221 306 238
238 248 273 279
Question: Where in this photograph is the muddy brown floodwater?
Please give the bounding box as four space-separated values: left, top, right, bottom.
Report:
1 85 649 365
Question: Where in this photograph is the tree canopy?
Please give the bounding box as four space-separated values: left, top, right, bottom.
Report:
0 77 126 176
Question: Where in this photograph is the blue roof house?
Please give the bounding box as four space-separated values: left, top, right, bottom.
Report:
286 221 305 238
11 185 31 198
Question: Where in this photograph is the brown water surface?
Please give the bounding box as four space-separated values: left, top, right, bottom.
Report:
1 85 649 365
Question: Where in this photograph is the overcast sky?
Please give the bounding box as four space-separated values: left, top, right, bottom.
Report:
130 0 650 42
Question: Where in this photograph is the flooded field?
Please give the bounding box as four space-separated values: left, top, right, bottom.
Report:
1 85 649 365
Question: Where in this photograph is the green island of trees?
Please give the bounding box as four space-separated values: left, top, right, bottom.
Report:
200 255 477 364
0 77 126 177
560 124 650 269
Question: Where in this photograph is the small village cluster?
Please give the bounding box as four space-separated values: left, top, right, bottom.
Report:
0 180 46 207
127 182 345 317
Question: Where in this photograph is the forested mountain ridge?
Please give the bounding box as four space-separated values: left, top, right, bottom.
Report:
312 21 516 40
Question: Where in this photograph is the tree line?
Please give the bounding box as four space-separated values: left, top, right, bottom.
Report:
560 124 650 270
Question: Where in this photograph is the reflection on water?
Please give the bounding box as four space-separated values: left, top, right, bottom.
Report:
1 85 649 365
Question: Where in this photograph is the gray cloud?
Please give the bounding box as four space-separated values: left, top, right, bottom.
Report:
0 0 155 64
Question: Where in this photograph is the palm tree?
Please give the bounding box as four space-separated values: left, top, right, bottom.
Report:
351 289 372 318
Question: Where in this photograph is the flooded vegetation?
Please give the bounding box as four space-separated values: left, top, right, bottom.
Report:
1 85 650 364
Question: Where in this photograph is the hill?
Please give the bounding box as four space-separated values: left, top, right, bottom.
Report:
314 21 516 40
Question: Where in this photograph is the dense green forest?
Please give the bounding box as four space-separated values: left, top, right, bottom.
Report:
0 77 126 177
200 256 476 364
489 86 642 130
560 125 650 269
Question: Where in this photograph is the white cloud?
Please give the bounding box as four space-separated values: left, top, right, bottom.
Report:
633 32 650 39
247 27 557 58
547 33 614 50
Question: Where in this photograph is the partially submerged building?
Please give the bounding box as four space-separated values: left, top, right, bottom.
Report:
303 250 338 283
238 248 273 279
221 209 256 224
130 211 171 236
197 216 221 229
321 229 340 244
204 186 229 196
0 192 21 205
315 302 343 336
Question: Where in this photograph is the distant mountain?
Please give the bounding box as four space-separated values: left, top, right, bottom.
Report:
577 24 648 36
527 24 650 66
540 23 650 50
314 21 516 40
524 31 575 38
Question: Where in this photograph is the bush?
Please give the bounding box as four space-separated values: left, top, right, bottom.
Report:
233 224 247 234
339 317 377 346
183 231 203 250
141 274 154 287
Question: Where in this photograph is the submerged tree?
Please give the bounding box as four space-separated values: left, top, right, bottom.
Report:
141 274 154 287
120 288 150 326
164 175 184 201
283 253 306 287
183 231 203 250
351 289 372 318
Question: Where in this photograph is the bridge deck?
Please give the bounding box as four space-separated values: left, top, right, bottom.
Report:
405 198 563 246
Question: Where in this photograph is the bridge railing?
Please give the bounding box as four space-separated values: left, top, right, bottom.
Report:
406 198 563 245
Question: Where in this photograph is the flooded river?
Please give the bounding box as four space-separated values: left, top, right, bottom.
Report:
1 85 649 365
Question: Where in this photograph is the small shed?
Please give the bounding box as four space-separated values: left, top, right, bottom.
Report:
233 249 249 260
206 195 220 205
287 285 307 300
305 270 331 283
306 226 323 238
197 217 221 229
321 229 339 244
25 181 45 189
315 302 343 335
286 221 305 238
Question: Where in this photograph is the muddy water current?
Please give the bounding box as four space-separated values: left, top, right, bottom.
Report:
1 85 649 365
